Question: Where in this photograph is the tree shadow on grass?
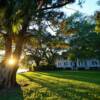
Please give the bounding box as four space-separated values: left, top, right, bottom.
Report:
0 86 24 100
38 71 100 85
20 73 100 100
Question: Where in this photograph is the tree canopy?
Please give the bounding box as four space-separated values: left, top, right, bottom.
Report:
60 12 100 60
0 0 77 88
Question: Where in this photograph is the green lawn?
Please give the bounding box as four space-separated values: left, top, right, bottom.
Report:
0 71 100 100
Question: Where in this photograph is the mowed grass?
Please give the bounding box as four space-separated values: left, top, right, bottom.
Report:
0 71 100 100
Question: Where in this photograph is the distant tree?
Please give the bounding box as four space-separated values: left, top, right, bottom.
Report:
24 33 68 71
59 12 100 60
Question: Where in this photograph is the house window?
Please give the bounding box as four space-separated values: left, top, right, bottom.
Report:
64 62 67 65
92 61 97 65
58 62 61 66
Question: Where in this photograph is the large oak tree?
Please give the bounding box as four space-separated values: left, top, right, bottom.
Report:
0 0 75 88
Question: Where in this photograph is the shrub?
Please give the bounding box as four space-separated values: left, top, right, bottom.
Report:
34 64 56 71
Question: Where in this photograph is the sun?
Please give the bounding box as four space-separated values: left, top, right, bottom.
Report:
7 56 16 66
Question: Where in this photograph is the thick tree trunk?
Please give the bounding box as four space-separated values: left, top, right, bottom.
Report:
0 34 24 89
35 60 40 67
0 34 16 88
0 64 18 88
0 15 29 89
2 35 12 63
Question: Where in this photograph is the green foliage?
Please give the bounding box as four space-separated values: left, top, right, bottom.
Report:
60 12 84 35
95 11 100 33
34 64 56 71
61 12 100 59
12 19 23 34
69 32 100 59
0 0 75 34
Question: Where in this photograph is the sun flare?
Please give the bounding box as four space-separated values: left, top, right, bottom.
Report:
7 57 16 66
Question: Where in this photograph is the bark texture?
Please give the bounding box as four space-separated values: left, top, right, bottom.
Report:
0 34 24 88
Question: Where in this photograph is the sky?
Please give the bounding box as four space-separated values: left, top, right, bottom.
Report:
62 0 100 16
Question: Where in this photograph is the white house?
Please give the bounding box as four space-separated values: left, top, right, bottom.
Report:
76 59 100 69
55 58 75 69
55 58 100 70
